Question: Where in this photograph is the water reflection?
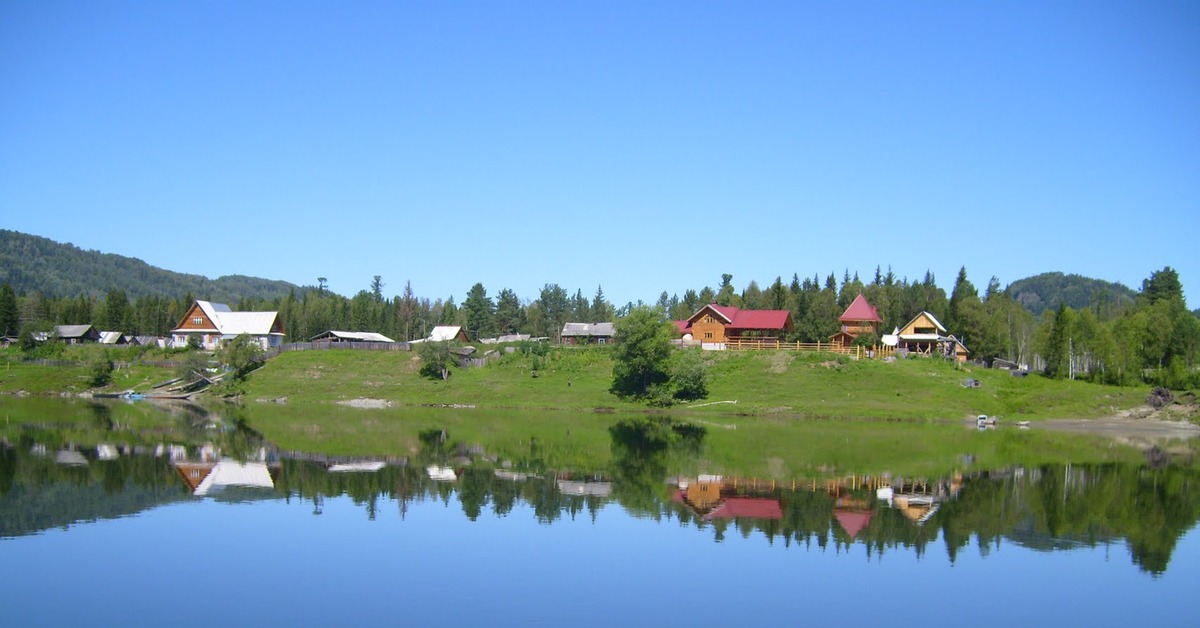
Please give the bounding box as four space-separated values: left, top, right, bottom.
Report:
1 400 1198 578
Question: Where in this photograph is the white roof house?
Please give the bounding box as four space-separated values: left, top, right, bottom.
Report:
411 326 467 343
171 300 285 350
310 330 396 343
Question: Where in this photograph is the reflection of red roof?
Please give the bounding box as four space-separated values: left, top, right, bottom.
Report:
839 294 881 323
834 510 872 538
704 497 783 520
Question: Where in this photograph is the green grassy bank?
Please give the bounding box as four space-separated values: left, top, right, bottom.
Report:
0 344 1156 421
235 346 1150 421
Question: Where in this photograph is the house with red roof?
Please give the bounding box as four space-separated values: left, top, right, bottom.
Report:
675 303 793 349
830 293 882 348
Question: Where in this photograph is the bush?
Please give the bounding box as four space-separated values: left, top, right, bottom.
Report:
418 341 453 380
670 349 709 401
87 352 114 387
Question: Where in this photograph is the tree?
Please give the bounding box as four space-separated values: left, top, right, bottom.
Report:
610 306 676 398
219 334 265 380
716 274 736 306
0 283 17 337
463 283 495 339
1042 304 1072 379
370 275 385 302
418 341 453 380
495 288 525 334
590 286 614 322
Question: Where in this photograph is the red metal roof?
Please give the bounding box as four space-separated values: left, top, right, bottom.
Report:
728 309 791 331
704 497 783 520
672 320 691 335
838 293 881 323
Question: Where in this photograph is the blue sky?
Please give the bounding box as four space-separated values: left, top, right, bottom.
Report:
2 1 1198 307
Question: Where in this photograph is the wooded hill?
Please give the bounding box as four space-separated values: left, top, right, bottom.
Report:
1006 272 1138 316
0 229 305 302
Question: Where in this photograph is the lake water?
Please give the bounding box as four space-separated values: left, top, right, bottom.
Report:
1 398 1197 627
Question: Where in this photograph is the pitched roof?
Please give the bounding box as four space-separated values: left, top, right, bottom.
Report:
686 304 791 331
728 309 791 331
900 310 947 334
428 326 464 342
311 330 396 343
839 293 881 323
561 322 615 337
54 324 95 339
174 301 282 336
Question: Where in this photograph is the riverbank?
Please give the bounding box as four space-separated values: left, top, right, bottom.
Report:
3 345 1193 425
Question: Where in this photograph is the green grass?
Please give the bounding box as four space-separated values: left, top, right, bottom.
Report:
234 346 1150 422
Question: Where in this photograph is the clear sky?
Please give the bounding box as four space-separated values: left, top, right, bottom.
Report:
2 1 1198 307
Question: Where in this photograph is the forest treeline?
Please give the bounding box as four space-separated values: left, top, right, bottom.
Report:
0 230 1197 388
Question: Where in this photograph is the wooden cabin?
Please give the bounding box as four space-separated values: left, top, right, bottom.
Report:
560 322 616 345
831 293 882 348
896 311 969 362
677 304 792 349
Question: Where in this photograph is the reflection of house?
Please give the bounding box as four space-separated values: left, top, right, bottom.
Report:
833 509 873 538
173 459 277 496
675 304 793 349
55 324 100 344
560 322 615 345
427 465 458 481
675 476 782 520
170 300 286 351
310 330 396 343
830 294 881 348
894 311 969 362
557 480 613 497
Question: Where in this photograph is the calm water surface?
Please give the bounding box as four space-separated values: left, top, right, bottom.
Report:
1 398 1196 627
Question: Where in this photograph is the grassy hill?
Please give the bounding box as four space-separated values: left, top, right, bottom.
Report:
239 346 1148 421
0 229 306 301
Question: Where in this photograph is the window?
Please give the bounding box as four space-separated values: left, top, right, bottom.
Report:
193 317 204 325
704 332 713 339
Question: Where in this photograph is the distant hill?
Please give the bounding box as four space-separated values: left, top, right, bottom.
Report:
1006 272 1138 316
0 229 306 302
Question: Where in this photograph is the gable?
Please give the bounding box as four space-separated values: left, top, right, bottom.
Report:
687 304 736 326
175 302 220 332
899 311 946 336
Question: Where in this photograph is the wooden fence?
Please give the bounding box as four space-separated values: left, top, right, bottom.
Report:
273 341 412 356
723 338 895 359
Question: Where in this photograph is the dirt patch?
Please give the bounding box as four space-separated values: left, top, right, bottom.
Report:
337 398 393 409
769 353 793 374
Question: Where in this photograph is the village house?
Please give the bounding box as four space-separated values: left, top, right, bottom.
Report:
560 322 616 345
170 300 285 351
54 324 100 344
887 311 969 362
310 330 396 343
675 303 793 350
410 325 469 344
830 293 882 348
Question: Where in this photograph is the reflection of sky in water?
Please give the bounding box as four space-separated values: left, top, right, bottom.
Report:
2 496 1195 627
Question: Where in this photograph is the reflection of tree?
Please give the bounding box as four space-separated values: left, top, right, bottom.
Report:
608 417 706 516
